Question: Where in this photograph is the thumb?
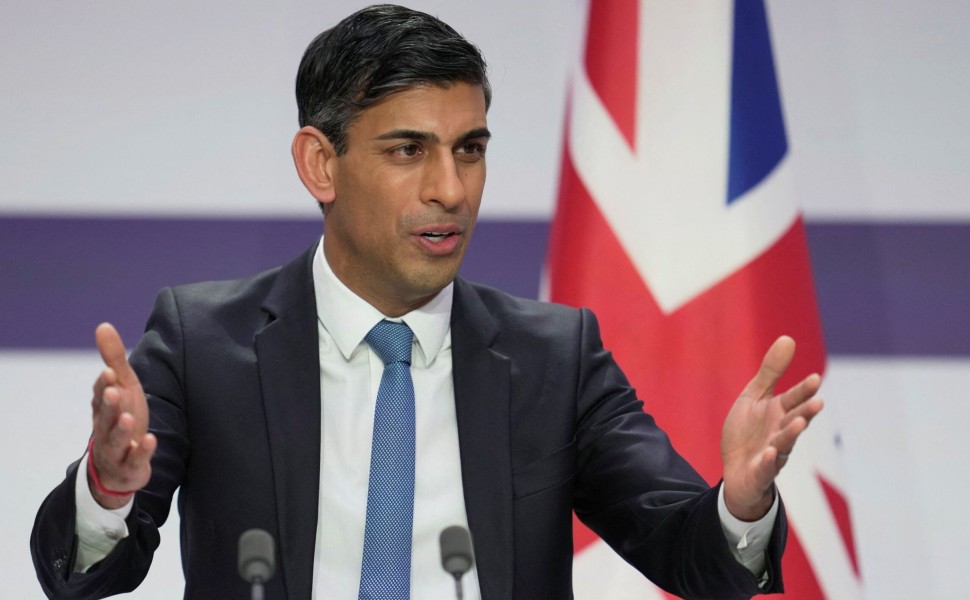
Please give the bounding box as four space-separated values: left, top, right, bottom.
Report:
95 323 137 386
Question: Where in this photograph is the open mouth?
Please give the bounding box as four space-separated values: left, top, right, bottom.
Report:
420 232 457 242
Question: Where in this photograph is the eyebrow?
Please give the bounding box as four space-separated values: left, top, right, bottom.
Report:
373 127 492 143
461 127 492 142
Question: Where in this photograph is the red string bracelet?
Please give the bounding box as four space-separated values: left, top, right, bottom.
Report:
86 437 136 498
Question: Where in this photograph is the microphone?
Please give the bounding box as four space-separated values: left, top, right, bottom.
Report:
238 528 276 600
439 525 474 600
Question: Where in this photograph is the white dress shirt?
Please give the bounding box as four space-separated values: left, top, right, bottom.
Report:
309 240 481 599
73 237 775 592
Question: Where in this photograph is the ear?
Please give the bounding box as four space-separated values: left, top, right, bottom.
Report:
292 126 338 206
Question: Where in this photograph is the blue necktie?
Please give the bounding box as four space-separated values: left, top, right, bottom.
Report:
358 320 416 600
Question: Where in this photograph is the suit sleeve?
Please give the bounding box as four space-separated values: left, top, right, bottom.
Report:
571 308 787 599
30 287 189 598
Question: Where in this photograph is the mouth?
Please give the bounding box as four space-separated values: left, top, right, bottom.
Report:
412 225 465 255
419 231 458 242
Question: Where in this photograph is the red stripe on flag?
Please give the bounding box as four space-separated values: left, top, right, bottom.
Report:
818 472 861 579
584 0 639 150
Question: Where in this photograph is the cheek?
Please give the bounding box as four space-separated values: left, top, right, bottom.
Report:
462 166 486 201
343 176 395 230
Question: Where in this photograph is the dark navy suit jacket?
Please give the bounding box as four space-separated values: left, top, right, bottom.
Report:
32 245 786 599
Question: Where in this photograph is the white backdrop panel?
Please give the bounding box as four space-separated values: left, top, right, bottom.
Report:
2 0 969 220
0 0 580 219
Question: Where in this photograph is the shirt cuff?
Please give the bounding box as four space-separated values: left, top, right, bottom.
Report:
73 452 133 573
717 483 779 584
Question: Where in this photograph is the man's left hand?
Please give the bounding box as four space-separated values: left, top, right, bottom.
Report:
720 336 824 521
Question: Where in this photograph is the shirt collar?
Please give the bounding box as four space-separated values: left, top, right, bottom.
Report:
312 238 453 366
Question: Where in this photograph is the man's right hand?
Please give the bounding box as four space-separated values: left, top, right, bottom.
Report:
88 323 157 509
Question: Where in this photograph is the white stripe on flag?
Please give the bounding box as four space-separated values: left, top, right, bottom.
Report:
568 0 798 313
573 539 669 600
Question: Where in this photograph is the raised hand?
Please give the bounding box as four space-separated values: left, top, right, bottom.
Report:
720 336 824 521
88 323 157 509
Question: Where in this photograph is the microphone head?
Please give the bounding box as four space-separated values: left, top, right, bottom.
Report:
439 525 474 577
238 528 276 583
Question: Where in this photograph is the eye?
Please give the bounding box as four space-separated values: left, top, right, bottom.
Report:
390 143 422 158
456 141 487 161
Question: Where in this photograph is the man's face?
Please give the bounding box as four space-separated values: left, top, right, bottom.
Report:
322 83 489 316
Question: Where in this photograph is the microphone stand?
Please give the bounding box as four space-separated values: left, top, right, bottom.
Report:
451 572 465 600
251 576 265 600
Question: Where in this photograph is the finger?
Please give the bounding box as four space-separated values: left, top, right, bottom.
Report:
771 415 809 456
95 323 137 386
770 452 791 478
91 367 118 417
92 385 123 441
103 411 137 458
779 372 822 412
742 336 796 399
752 446 783 488
115 432 156 491
95 429 155 493
92 368 117 398
125 432 158 468
780 396 825 430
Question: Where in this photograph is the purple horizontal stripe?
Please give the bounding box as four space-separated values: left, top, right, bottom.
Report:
805 222 970 357
0 217 547 350
1 216 967 356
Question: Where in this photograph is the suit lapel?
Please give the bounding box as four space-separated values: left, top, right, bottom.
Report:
451 279 515 600
254 246 321 599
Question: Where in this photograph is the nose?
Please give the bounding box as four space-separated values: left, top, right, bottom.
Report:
421 153 465 209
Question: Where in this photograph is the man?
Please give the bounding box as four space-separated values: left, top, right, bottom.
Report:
31 5 823 599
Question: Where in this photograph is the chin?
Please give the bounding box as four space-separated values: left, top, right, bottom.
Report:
407 265 460 297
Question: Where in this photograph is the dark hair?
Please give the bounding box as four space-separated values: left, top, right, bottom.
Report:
296 4 491 156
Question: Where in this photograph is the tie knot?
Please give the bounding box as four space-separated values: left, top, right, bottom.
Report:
365 320 413 366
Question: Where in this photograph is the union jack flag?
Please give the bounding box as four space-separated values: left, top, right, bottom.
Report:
548 1 862 597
